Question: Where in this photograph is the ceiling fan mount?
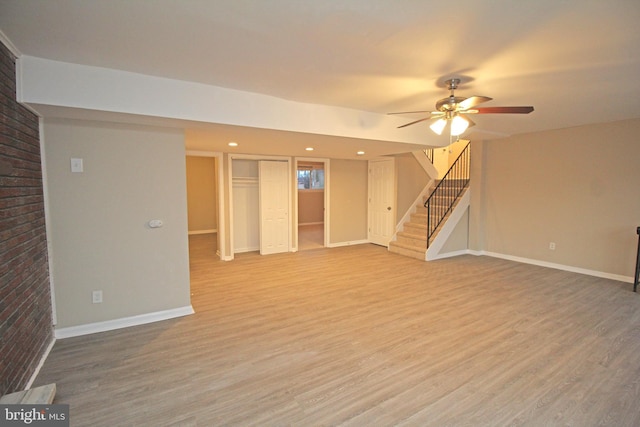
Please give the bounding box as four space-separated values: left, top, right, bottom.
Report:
388 77 534 135
435 78 466 111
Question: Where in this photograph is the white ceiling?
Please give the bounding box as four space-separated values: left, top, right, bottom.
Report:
1 0 640 157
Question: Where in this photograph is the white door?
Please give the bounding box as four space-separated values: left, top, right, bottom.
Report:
259 160 289 255
368 158 395 246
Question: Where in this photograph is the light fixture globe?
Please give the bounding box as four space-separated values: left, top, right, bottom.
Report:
429 118 447 135
450 115 469 136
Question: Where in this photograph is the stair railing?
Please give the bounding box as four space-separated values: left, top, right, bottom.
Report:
424 148 434 163
424 142 471 248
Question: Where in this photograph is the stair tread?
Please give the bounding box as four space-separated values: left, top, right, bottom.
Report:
397 230 426 239
404 223 427 230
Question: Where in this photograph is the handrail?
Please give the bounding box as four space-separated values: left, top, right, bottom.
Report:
423 142 471 248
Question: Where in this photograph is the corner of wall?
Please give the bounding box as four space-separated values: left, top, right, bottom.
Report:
412 150 439 179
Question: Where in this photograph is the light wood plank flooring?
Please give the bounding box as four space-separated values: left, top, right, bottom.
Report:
298 223 324 251
35 235 640 426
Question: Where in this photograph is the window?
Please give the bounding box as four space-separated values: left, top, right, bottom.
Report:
297 164 324 190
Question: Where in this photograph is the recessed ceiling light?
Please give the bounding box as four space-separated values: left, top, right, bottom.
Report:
357 151 365 156
228 142 238 147
305 147 314 151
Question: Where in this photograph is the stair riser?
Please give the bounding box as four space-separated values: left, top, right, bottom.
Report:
433 179 468 187
397 235 427 248
389 244 426 260
410 214 448 224
410 214 427 222
424 204 457 210
404 223 427 232
422 199 458 207
425 193 460 199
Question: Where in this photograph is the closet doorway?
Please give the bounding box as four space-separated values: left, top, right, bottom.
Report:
185 153 222 259
230 156 292 256
296 158 329 250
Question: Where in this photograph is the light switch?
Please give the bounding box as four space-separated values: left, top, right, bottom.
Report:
71 158 83 173
92 290 103 304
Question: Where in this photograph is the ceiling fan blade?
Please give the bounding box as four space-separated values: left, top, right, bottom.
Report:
474 106 534 114
464 116 476 128
397 117 432 128
458 96 492 110
388 110 438 115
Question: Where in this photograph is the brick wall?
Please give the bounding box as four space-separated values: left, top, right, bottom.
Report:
0 40 53 396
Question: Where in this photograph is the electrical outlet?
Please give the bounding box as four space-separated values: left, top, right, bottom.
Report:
92 290 103 304
71 158 84 173
549 242 556 250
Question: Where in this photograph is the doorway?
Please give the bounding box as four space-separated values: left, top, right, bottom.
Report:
229 155 292 257
185 152 222 258
296 158 329 251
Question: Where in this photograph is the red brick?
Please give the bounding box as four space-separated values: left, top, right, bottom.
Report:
0 39 53 396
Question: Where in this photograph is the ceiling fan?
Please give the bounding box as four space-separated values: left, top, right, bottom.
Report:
389 78 534 136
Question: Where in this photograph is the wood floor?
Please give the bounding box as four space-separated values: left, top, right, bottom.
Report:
298 223 324 251
35 234 640 426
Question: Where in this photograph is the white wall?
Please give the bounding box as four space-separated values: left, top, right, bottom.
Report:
470 118 640 279
298 191 324 224
19 56 435 146
329 159 368 243
43 119 192 329
186 156 218 233
395 152 429 224
432 139 469 178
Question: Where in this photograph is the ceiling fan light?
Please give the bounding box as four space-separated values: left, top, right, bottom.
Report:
450 115 469 136
430 118 447 135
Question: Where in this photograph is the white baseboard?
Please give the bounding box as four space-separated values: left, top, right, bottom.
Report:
25 336 56 389
188 229 217 235
299 222 324 226
327 239 369 248
234 246 259 253
468 250 634 283
428 249 470 260
54 305 195 339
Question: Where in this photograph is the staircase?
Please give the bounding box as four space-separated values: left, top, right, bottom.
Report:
389 182 467 259
389 142 470 260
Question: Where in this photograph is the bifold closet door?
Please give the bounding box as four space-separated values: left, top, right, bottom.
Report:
259 161 289 255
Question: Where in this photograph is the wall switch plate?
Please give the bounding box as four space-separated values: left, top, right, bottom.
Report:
92 290 103 303
71 158 84 173
549 242 556 250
